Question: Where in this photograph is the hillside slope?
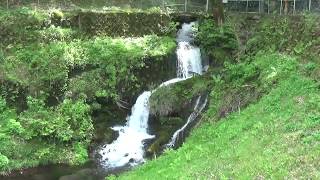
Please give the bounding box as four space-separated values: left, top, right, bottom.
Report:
117 14 320 179
120 69 320 179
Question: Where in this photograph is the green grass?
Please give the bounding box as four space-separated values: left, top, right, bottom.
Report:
118 52 320 179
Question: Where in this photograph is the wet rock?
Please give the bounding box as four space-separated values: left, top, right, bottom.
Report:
146 130 170 157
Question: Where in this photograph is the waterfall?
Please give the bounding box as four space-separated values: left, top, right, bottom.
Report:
176 22 203 78
99 91 154 167
166 22 207 148
99 22 206 168
166 96 208 148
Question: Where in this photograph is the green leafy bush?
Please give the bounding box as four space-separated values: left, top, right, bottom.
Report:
20 97 93 143
38 26 77 42
1 35 175 101
0 154 9 169
196 19 238 64
72 142 89 165
0 95 93 172
0 31 176 173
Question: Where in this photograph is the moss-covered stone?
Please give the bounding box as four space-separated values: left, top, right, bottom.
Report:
149 75 211 117
146 129 170 155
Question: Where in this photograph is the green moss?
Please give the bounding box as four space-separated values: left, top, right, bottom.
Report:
159 117 184 126
147 130 170 155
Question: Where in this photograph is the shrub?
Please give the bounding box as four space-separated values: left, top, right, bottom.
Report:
72 142 89 165
196 19 238 64
0 154 9 169
20 97 93 143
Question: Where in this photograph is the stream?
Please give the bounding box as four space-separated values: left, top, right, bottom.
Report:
3 22 207 180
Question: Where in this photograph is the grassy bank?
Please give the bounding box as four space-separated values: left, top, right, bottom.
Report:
119 53 320 179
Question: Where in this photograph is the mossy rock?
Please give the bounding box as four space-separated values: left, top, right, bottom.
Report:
147 130 170 155
149 75 211 116
159 117 184 126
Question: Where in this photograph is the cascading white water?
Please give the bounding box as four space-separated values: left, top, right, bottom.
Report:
99 22 205 168
99 91 154 167
176 22 203 78
167 96 208 148
165 22 207 148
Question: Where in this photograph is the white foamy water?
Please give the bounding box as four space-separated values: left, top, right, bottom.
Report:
99 91 154 167
167 22 207 148
99 22 205 168
166 96 208 148
176 22 203 78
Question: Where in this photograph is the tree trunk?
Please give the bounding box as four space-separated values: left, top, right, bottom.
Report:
284 0 288 14
212 0 224 25
78 15 81 30
185 0 187 12
7 0 9 9
270 0 276 14
309 0 312 11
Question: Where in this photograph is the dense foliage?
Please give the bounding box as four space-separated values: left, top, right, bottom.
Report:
0 96 91 173
0 7 176 174
1 36 175 101
0 35 175 173
196 19 238 65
